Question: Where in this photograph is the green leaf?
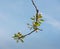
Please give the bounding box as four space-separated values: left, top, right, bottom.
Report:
31 17 35 20
39 21 41 24
20 39 24 43
34 22 40 26
13 37 18 40
38 14 42 18
16 32 23 37
21 36 25 39
14 34 18 37
40 19 44 22
27 23 32 26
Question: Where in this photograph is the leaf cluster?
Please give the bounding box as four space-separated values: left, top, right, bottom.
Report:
27 13 44 31
13 32 25 43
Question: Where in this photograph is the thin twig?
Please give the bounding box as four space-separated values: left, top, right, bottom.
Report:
24 29 36 37
18 29 36 39
31 0 39 22
31 0 39 13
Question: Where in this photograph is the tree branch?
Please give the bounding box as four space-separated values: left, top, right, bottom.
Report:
24 29 36 37
18 29 36 39
31 0 39 22
13 0 40 41
23 0 39 37
31 0 39 13
20 0 39 38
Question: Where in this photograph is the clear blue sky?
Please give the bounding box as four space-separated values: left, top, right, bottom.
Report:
0 0 60 49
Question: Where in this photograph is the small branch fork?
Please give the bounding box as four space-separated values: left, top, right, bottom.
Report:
14 0 40 39
22 0 39 37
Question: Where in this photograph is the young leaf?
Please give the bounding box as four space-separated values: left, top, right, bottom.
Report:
40 19 44 22
31 17 35 20
13 36 16 40
38 14 42 18
20 39 24 43
17 32 23 37
34 22 40 26
13 33 19 38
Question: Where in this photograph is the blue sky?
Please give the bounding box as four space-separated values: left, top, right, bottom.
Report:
0 0 60 49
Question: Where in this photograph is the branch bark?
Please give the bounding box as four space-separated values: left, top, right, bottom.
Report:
24 29 36 37
31 0 39 22
18 29 36 39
